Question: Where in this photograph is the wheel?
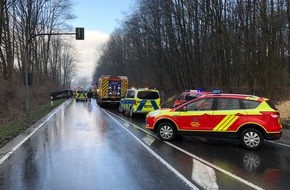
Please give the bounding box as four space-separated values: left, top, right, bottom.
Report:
118 103 123 113
129 107 134 117
240 128 264 150
157 122 177 141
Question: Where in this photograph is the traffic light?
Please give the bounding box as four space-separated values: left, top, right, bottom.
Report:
75 27 84 40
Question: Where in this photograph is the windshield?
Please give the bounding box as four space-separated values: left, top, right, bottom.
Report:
137 91 159 99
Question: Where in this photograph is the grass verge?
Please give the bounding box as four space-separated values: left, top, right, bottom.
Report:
0 99 65 148
281 119 290 129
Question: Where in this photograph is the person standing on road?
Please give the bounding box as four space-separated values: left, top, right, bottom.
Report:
87 89 93 102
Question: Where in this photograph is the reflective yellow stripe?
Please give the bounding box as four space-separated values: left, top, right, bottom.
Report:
219 115 238 131
121 80 127 96
218 115 234 131
213 115 232 131
102 79 108 97
213 115 239 131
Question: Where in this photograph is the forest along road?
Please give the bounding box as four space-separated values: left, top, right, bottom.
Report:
0 100 289 190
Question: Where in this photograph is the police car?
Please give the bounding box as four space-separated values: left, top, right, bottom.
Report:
75 90 88 101
146 91 282 150
119 88 161 117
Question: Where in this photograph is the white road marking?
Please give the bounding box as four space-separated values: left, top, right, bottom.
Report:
268 141 290 148
191 159 219 190
104 111 199 190
105 110 265 190
142 134 156 146
0 100 71 165
166 142 264 190
123 122 130 128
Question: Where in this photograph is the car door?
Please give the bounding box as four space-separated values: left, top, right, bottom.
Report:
211 98 247 132
175 98 214 131
121 90 135 111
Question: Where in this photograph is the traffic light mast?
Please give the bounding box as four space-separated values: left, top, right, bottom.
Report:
24 27 85 112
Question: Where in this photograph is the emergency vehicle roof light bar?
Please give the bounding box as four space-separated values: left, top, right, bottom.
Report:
118 76 128 79
212 89 223 94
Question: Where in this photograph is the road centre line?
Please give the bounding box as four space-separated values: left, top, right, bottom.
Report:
104 110 199 190
105 110 264 190
165 141 264 190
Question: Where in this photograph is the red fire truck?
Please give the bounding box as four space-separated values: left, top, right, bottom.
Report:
96 75 128 107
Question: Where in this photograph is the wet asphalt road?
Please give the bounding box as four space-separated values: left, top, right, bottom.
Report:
0 99 290 190
106 105 290 190
0 100 193 190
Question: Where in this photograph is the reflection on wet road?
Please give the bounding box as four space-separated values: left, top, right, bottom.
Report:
1 100 290 190
107 106 290 190
0 100 192 189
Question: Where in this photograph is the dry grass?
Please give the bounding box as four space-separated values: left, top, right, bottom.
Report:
0 80 23 124
276 100 290 119
0 77 64 147
276 100 290 128
0 80 55 124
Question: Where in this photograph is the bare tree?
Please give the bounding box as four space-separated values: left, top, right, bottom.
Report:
61 42 77 89
95 0 290 100
0 0 77 116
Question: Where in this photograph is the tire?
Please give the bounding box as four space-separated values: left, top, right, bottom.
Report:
129 107 134 117
118 103 123 113
240 128 264 150
157 122 177 141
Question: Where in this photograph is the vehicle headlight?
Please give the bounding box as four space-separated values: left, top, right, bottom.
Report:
147 111 161 117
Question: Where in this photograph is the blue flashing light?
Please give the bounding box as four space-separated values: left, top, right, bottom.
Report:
197 88 203 92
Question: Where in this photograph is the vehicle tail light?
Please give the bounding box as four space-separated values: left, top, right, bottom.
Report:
260 111 280 118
